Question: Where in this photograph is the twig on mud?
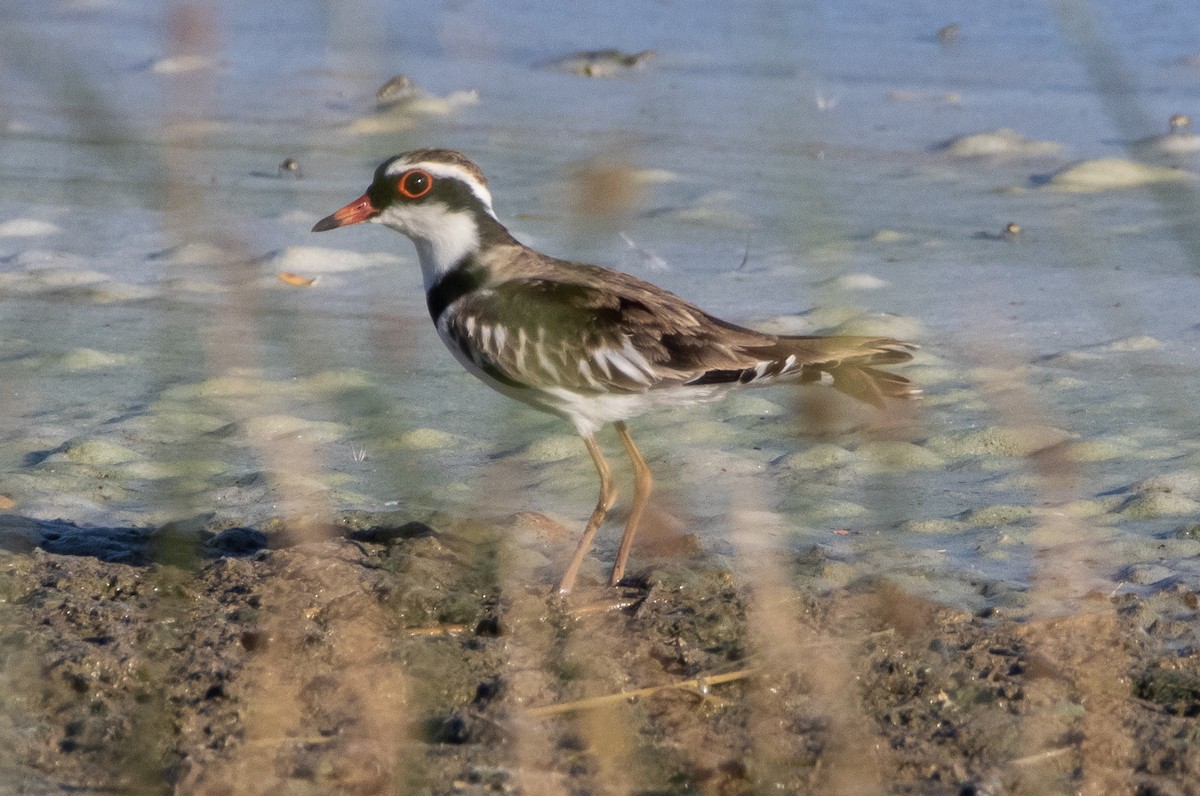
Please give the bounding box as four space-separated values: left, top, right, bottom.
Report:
567 596 643 617
1009 746 1074 767
405 624 469 637
527 668 756 717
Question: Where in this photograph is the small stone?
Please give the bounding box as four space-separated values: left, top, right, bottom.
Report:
376 74 421 105
1120 492 1200 519
956 504 1037 528
1133 471 1200 496
778 444 853 470
277 157 302 178
937 129 1062 158
1121 563 1175 586
927 425 1073 457
63 438 142 465
1047 158 1191 192
394 428 456 450
523 435 583 462
1101 335 1163 352
856 441 946 472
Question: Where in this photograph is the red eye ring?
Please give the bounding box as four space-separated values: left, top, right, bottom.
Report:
398 169 433 199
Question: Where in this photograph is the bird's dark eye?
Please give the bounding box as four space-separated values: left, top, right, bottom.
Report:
398 169 433 199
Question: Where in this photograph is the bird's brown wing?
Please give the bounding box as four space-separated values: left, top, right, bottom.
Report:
442 275 917 405
440 276 769 394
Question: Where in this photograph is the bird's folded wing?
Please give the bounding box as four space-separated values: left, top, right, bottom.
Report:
440 277 776 394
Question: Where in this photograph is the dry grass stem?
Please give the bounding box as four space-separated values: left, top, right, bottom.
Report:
526 668 755 718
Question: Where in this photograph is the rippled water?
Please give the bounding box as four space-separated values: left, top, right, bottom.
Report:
3 0 1200 610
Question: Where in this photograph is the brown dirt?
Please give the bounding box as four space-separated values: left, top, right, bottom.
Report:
1 512 1198 795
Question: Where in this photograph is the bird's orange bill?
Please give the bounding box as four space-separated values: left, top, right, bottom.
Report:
312 193 378 232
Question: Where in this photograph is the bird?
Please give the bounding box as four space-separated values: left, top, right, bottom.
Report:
312 149 918 594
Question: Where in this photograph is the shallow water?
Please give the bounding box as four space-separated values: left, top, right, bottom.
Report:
3 0 1200 612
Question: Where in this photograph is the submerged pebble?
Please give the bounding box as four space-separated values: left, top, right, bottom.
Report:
819 273 888 290
1045 158 1191 192
0 219 61 237
277 158 302 178
779 443 854 470
62 438 142 465
392 428 456 450
1131 114 1200 156
856 441 946 472
346 90 479 135
1120 492 1200 520
147 54 219 74
375 74 422 107
829 312 925 341
1122 563 1176 586
543 48 656 77
937 129 1062 158
955 503 1038 528
1100 335 1163 352
1063 440 1124 462
902 518 966 534
715 393 786 419
869 229 912 243
57 348 137 371
267 246 406 274
1132 471 1200 496
241 415 347 444
887 90 961 105
522 435 584 462
926 425 1073 457
663 191 756 230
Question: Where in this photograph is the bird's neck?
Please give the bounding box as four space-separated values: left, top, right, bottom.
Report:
416 209 517 322
425 259 485 322
411 206 516 294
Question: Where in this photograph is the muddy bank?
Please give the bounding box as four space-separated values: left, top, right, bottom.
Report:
1 512 1198 794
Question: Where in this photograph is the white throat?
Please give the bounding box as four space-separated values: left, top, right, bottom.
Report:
378 204 481 290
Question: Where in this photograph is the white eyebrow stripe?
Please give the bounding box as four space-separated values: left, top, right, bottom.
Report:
383 160 496 217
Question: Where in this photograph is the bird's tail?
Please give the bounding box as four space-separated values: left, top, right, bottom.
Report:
775 335 920 409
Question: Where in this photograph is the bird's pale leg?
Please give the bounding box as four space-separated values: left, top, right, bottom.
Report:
610 421 653 587
557 433 618 595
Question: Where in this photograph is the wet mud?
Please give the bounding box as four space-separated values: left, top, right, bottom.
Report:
1 511 1198 794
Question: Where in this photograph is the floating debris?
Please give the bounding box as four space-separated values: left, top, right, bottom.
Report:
887 89 961 105
146 54 220 74
814 91 839 111
544 48 656 77
937 23 960 43
278 271 317 287
375 74 422 107
1131 114 1200 156
972 221 1022 242
278 157 301 178
347 82 479 135
619 232 670 271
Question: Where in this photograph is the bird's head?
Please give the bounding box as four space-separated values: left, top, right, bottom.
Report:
313 149 506 285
